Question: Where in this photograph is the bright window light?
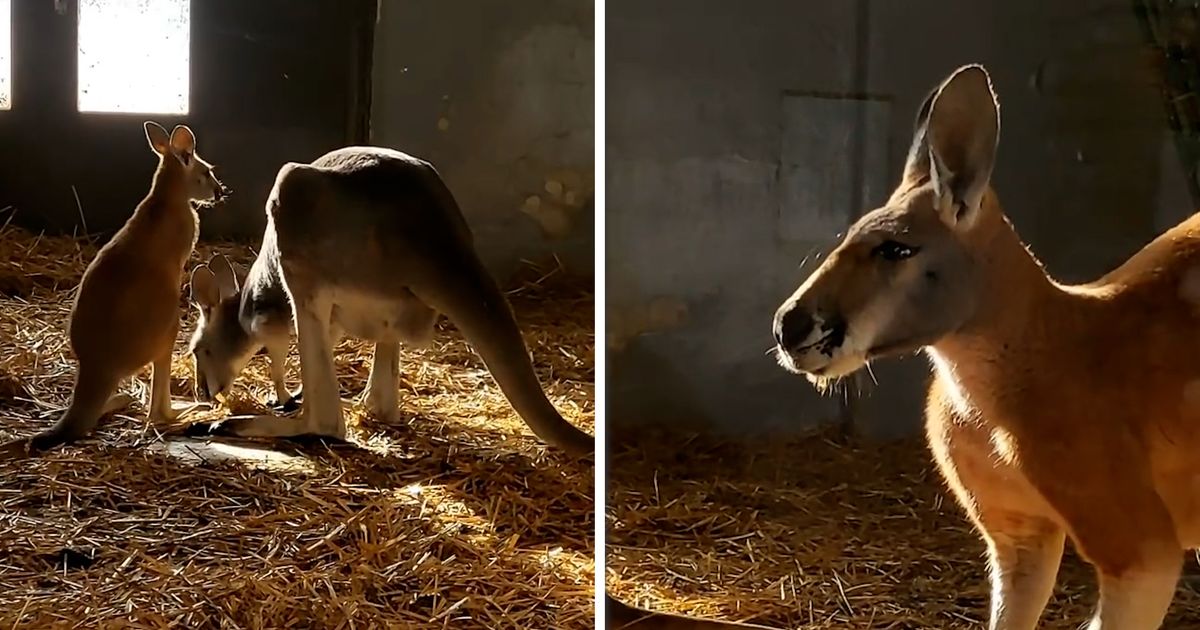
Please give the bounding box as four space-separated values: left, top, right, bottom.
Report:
77 0 189 114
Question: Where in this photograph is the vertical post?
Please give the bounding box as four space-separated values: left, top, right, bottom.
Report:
346 0 376 145
1134 0 1200 209
838 0 874 438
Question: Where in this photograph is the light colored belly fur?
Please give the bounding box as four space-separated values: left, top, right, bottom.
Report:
329 287 435 347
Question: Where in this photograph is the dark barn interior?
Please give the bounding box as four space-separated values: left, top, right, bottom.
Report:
0 1 595 628
0 0 373 242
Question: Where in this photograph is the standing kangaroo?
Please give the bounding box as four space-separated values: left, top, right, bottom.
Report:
191 146 593 456
2 122 228 455
773 64 1200 629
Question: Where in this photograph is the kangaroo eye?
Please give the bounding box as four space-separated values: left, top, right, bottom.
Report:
872 240 919 261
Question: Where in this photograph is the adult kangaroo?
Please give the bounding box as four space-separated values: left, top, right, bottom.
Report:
193 146 593 456
773 64 1200 629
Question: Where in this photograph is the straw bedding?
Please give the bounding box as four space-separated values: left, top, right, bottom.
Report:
606 428 1200 629
0 218 594 629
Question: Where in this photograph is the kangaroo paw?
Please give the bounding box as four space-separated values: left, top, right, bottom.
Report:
268 397 301 414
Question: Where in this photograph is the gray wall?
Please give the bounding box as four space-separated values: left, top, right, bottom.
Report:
607 0 1191 438
370 0 595 279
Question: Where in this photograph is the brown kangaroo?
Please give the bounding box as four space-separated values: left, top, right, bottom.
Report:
605 594 781 629
188 146 593 456
2 122 228 455
773 64 1200 629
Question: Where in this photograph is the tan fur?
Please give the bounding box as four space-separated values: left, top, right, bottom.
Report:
774 65 1200 628
188 147 592 456
1 122 228 456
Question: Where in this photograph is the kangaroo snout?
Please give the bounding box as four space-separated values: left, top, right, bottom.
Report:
196 374 212 401
193 364 220 401
773 299 850 376
773 303 814 350
213 179 231 203
194 369 229 402
205 174 232 206
191 350 239 403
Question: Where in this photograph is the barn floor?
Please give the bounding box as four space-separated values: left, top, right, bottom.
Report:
606 428 1200 629
0 223 594 629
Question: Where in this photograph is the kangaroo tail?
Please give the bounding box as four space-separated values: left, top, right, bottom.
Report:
2 365 117 456
409 254 594 457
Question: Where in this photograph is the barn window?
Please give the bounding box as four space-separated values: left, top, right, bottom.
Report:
77 0 189 114
0 0 11 110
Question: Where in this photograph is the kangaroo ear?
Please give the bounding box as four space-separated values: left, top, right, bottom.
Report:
144 121 170 157
169 125 196 166
207 253 239 300
188 265 219 309
924 64 1000 229
900 87 938 184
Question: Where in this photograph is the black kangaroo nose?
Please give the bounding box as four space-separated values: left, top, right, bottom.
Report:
774 306 815 349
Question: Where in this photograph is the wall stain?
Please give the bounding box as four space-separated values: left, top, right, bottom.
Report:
520 166 592 238
608 297 689 352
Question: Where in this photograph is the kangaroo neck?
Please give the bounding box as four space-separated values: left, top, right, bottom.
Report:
927 201 1076 413
127 155 199 265
144 156 189 211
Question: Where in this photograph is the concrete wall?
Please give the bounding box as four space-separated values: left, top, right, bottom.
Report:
607 0 1191 438
370 0 595 279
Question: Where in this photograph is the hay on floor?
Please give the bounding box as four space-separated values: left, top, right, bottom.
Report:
606 428 1200 629
0 220 595 629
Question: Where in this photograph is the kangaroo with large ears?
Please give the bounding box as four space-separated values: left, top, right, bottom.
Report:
187 250 303 411
2 122 229 455
775 64 1200 629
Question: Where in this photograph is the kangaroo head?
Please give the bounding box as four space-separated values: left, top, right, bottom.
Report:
772 64 1001 387
188 254 256 401
144 121 231 207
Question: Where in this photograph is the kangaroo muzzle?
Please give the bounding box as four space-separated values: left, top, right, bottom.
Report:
773 300 849 375
196 374 211 401
213 179 232 203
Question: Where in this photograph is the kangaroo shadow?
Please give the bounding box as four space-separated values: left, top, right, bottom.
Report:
0 416 593 628
356 408 594 548
148 404 594 549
